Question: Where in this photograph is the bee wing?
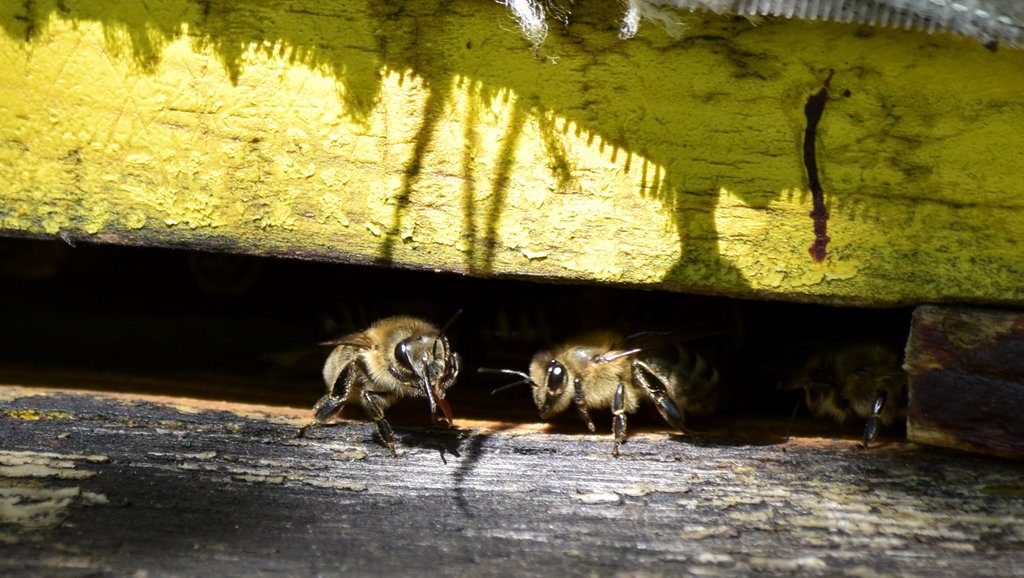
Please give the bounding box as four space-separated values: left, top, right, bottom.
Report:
623 329 725 347
599 329 725 362
319 331 374 349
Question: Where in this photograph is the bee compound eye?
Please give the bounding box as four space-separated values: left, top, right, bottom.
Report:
394 340 415 373
546 360 566 394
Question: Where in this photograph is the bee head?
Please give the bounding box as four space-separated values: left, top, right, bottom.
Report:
393 330 458 426
478 347 574 420
528 353 574 419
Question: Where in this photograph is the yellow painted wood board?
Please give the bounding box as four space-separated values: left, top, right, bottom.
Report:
1 0 1023 306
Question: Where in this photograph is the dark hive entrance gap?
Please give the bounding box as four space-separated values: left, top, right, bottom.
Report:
0 236 912 441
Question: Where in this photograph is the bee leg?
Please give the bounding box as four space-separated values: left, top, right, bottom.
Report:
612 383 627 457
298 363 357 437
632 360 685 432
573 378 596 432
296 395 347 438
861 391 888 448
435 352 460 427
361 390 398 457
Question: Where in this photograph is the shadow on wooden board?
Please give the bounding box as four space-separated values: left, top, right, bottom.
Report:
3 387 1024 577
6 0 1024 304
1 0 757 290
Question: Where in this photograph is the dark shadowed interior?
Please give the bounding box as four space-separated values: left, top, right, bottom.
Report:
0 235 913 441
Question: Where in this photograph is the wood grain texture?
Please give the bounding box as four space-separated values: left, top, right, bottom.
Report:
2 1 1024 305
904 304 1024 460
3 386 1024 577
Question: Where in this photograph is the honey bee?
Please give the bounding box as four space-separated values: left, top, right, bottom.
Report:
481 331 724 456
297 312 461 456
782 341 907 447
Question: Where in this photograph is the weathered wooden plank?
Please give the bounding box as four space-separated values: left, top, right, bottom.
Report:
3 386 1024 577
2 1 1024 305
904 304 1024 460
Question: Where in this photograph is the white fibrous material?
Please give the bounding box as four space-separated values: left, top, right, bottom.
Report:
500 0 1024 48
619 0 692 39
504 0 549 48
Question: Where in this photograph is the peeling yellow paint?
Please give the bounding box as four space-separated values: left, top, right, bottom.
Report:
0 451 104 480
234 474 285 484
7 411 73 421
170 404 204 415
0 486 81 529
521 247 547 260
2 1 1024 304
748 557 827 572
301 479 367 492
573 492 620 504
334 450 367 460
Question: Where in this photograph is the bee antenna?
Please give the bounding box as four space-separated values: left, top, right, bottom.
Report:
491 380 532 395
477 368 533 395
433 310 463 356
439 310 463 336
